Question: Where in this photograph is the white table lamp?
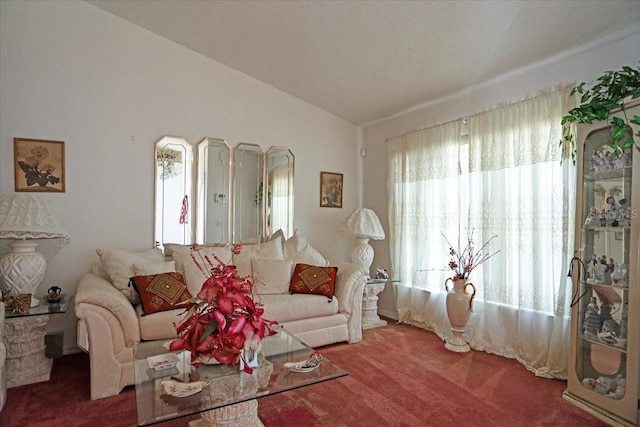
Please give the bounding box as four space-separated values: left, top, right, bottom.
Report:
342 208 385 273
0 193 69 306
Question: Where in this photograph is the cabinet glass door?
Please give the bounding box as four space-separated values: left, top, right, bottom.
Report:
575 125 632 400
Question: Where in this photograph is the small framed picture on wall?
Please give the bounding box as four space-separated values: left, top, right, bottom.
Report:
14 138 66 193
320 171 343 208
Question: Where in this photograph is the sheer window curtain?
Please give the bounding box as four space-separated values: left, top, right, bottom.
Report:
388 83 576 378
270 166 292 236
387 122 465 339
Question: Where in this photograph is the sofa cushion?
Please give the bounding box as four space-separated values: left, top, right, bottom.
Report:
95 247 165 304
130 272 192 316
136 305 185 341
252 259 293 295
134 260 176 275
282 232 329 266
289 264 338 301
183 262 210 296
168 244 233 273
232 237 284 277
257 293 339 323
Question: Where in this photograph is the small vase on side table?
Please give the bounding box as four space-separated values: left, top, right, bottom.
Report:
444 277 476 353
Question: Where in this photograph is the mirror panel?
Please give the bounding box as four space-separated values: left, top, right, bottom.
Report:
266 147 295 239
233 143 264 243
154 136 193 248
154 138 294 247
196 138 231 244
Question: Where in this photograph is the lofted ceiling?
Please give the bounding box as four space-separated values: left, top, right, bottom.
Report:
86 0 640 126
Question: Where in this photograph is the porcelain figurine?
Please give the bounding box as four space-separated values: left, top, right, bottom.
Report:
620 302 628 339
583 297 601 336
584 207 597 227
374 266 389 280
599 300 614 324
594 376 616 395
608 375 626 400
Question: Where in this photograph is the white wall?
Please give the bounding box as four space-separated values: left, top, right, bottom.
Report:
363 30 640 320
0 1 362 352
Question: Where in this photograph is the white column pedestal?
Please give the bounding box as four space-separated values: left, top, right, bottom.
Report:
362 281 387 330
5 315 52 388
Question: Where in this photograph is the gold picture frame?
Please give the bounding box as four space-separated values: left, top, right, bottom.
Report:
14 138 65 193
320 171 343 208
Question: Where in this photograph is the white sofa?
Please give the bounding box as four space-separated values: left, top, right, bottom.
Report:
75 234 367 400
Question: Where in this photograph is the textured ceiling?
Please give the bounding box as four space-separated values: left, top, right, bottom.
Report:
86 0 640 126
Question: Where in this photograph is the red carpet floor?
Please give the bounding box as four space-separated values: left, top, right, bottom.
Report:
0 320 606 426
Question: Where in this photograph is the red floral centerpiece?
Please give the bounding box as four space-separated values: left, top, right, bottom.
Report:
169 244 276 373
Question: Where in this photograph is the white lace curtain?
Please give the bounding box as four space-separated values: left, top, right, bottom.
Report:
388 83 576 378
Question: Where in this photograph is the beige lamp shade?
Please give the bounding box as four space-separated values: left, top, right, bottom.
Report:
342 208 385 273
0 194 69 304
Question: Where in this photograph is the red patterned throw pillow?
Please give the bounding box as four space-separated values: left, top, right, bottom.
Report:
289 263 338 301
130 272 192 315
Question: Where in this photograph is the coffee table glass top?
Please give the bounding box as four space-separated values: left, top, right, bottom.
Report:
134 327 347 426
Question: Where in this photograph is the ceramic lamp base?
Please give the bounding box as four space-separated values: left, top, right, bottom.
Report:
0 240 46 297
350 237 373 272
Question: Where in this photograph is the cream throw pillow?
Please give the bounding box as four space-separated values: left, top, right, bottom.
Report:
170 245 233 273
252 259 293 295
184 261 230 297
282 232 329 266
232 237 284 277
133 260 176 276
95 248 165 304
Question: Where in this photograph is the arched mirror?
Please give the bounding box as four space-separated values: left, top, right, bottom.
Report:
232 143 264 243
266 147 294 239
154 136 193 248
196 138 231 244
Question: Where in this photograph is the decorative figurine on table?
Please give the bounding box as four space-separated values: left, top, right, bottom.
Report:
374 266 389 280
48 286 62 303
583 297 601 337
599 210 607 226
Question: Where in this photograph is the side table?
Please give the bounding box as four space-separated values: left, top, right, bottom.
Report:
4 294 71 388
362 279 398 330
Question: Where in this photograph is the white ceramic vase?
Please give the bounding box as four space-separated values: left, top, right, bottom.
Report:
444 277 476 352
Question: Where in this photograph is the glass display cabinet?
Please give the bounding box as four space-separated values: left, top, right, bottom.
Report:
563 101 639 426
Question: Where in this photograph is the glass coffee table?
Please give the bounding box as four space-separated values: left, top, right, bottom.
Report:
134 327 347 426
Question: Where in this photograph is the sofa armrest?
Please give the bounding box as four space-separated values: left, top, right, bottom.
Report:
75 272 140 347
335 263 368 343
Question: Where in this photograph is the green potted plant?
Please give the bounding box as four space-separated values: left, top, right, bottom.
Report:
561 63 640 163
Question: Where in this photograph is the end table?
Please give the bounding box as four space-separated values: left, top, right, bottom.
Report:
4 294 71 388
362 279 398 330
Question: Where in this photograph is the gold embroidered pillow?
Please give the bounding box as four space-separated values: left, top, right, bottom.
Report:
129 272 192 315
289 263 338 301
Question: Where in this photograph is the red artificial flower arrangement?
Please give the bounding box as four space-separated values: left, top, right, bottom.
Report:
169 244 276 373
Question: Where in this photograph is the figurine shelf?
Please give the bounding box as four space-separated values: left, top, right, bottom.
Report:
563 101 640 426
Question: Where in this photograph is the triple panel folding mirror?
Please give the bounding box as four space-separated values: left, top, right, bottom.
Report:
154 136 294 248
